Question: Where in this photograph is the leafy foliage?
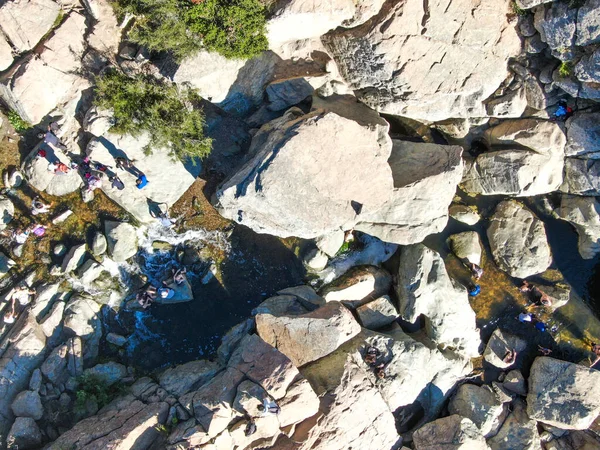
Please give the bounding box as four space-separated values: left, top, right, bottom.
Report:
6 110 30 133
74 373 127 412
115 0 268 61
94 71 212 161
558 61 572 78
511 1 527 16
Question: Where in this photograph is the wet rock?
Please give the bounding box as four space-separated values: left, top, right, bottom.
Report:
319 265 392 308
0 12 88 124
158 360 221 397
449 204 481 226
0 197 14 231
266 79 313 111
106 332 127 347
48 400 169 449
448 384 507 437
488 399 541 450
503 370 527 396
91 232 108 256
62 297 102 361
413 415 488 449
527 357 600 429
0 0 60 53
228 334 299 399
303 248 328 271
322 0 520 122
278 378 319 427
396 244 480 357
87 132 202 223
6 417 42 450
179 367 245 437
487 200 552 278
61 243 87 274
215 107 393 239
565 112 600 158
483 328 527 369
355 295 398 329
84 362 127 386
557 195 600 259
256 301 361 367
355 140 464 244
40 300 65 338
315 230 345 257
105 221 138 262
447 232 482 265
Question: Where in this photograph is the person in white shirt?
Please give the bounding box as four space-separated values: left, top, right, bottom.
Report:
11 286 35 306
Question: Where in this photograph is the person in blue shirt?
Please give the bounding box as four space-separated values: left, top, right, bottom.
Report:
468 283 481 297
136 174 148 189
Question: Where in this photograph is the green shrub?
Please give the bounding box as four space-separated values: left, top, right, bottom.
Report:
94 71 212 162
7 110 30 133
74 373 127 412
115 0 268 61
511 1 527 15
558 61 572 78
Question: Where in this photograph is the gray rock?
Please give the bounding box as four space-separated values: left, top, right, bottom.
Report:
315 230 345 257
322 0 521 122
0 251 16 278
62 297 102 361
525 34 547 54
53 243 67 257
534 3 576 51
277 285 325 308
355 140 464 244
61 243 87 274
278 378 320 428
413 415 488 449
66 337 83 378
575 48 600 84
153 279 194 304
0 34 13 71
104 221 138 262
91 232 107 256
449 384 507 437
87 132 202 223
5 170 23 189
565 112 600 158
488 399 541 450
83 106 114 137
447 232 482 265
256 301 361 367
484 328 527 369
449 204 481 225
40 300 65 338
0 0 60 52
396 244 480 357
0 197 14 231
266 79 313 111
253 294 312 317
6 417 42 450
83 362 127 386
516 0 553 9
215 107 393 239
503 370 527 396
557 195 600 259
487 200 552 278
77 259 106 284
355 295 398 329
303 248 328 271
233 379 268 417
29 370 42 392
41 343 69 385
106 333 127 347
158 360 221 397
11 390 43 420
576 0 600 46
217 319 255 365
320 265 392 308
527 357 600 429
485 86 528 118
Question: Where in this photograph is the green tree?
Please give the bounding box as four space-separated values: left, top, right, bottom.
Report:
94 71 212 162
116 0 268 61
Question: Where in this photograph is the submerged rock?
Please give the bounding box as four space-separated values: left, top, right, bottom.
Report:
487 200 552 278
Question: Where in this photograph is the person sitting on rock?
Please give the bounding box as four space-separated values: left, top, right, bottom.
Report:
538 345 552 356
136 174 148 189
375 362 386 379
85 172 102 191
137 291 153 309
3 298 18 324
11 285 35 306
466 262 483 280
520 281 552 307
364 346 379 366
502 349 517 365
258 398 280 416
109 176 125 190
3 226 31 245
31 197 52 216
172 268 187 285
37 130 67 151
244 419 257 437
468 283 481 297
553 99 574 122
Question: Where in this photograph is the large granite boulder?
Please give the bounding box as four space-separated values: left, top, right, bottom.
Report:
81 0 121 54
447 232 482 265
0 35 11 71
6 417 42 450
557 195 600 259
396 244 480 357
575 0 600 46
565 113 600 158
23 146 83 196
356 295 398 329
534 2 577 51
0 12 89 124
355 140 464 244
87 133 202 223
47 400 169 449
488 399 540 450
462 119 566 197
61 243 87 274
83 362 127 386
278 378 320 428
449 384 507 437
561 158 600 196
319 265 392 307
215 107 393 239
158 360 221 397
483 328 527 369
0 0 60 53
104 221 138 262
256 301 361 367
62 297 102 361
487 200 552 278
413 415 488 450
527 357 600 430
11 390 43 421
322 0 521 121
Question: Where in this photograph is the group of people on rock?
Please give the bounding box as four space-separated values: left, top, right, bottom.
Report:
136 268 187 309
36 123 149 194
363 345 387 379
